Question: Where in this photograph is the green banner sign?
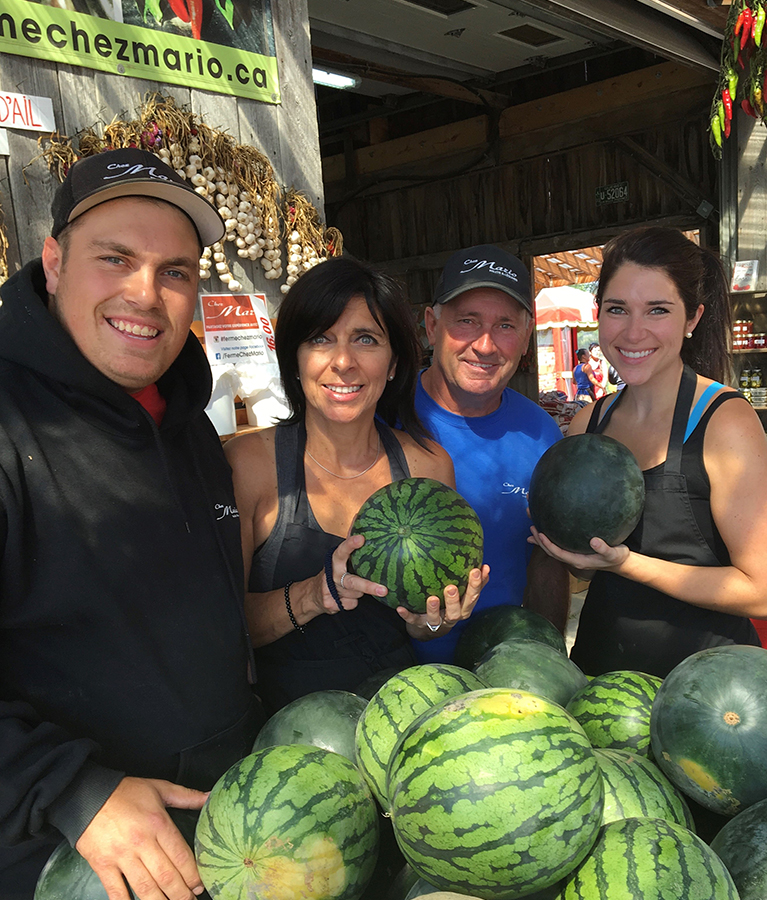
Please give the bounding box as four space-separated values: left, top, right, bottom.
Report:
0 0 280 104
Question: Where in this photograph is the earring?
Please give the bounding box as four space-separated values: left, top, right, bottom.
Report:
685 332 693 339
387 374 394 381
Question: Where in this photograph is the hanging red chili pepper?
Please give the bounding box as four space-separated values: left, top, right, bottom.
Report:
742 8 754 49
742 97 758 117
723 87 734 124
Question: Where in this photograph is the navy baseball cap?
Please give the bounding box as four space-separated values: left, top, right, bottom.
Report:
433 244 532 313
51 148 225 247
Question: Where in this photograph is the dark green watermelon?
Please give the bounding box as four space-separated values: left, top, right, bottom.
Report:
252 689 367 762
474 639 588 708
594 748 694 830
558 817 738 899
453 605 566 671
349 478 483 613
710 796 767 900
528 434 645 554
35 809 203 900
650 644 767 817
566 670 662 757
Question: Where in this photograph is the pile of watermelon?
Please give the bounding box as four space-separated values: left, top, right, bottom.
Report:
35 610 767 900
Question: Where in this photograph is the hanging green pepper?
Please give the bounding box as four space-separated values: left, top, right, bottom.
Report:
728 67 739 101
718 99 726 132
755 4 766 44
711 114 723 148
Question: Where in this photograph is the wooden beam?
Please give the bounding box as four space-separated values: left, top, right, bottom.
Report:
312 47 510 109
499 62 712 140
323 62 713 184
322 115 488 184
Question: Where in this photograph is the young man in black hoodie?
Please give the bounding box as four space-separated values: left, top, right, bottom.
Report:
0 149 261 900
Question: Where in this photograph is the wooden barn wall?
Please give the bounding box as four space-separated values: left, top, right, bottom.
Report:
329 83 717 397
334 115 716 304
0 0 321 315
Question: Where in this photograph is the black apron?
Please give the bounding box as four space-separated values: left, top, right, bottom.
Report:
570 366 759 678
250 421 417 714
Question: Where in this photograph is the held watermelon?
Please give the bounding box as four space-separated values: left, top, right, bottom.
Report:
650 644 767 817
252 690 368 763
355 663 487 809
349 478 483 613
566 670 663 757
387 688 604 900
710 796 767 900
453 605 566 671
195 745 379 900
528 434 645 554
474 639 588 708
558 817 739 899
593 748 694 830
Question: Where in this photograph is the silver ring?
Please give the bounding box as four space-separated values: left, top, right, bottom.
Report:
340 572 350 590
426 617 442 633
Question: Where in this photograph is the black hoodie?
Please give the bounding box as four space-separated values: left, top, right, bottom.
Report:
0 261 257 895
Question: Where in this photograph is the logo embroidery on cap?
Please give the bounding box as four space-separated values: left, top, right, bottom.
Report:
461 258 519 282
103 163 172 183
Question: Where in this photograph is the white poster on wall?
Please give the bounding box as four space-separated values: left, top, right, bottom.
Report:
0 90 55 133
0 129 8 156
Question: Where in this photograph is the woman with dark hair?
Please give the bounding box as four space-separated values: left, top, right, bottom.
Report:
226 258 489 713
531 226 766 678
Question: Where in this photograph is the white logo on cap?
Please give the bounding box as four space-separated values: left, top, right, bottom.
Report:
461 258 518 282
104 163 172 183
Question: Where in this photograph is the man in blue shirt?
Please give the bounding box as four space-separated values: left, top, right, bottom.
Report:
414 244 570 663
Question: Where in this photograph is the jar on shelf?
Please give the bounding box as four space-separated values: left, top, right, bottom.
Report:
754 333 766 349
739 367 752 390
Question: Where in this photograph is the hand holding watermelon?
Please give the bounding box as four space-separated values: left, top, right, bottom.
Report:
349 478 488 636
529 525 630 575
73 776 208 900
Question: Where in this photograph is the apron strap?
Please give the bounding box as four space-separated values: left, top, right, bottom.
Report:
665 365 698 475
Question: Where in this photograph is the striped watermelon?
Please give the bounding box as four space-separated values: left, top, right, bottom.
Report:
349 478 483 613
710 796 767 900
453 605 566 671
195 745 378 900
594 748 694 830
252 690 367 763
355 664 487 808
566 671 662 756
474 639 588 707
387 688 604 900
558 817 739 899
651 644 767 817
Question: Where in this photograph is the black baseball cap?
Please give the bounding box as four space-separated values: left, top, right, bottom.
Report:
433 244 532 313
51 148 225 247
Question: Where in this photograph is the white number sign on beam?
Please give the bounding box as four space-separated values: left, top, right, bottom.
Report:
0 90 56 133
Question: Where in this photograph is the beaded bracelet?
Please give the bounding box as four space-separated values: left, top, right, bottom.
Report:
284 581 305 633
324 549 344 611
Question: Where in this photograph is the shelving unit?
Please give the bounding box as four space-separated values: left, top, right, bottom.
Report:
731 298 767 429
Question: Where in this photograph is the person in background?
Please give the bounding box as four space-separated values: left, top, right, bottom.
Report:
573 348 599 402
225 257 489 715
531 226 766 678
413 244 571 664
0 149 260 900
588 341 607 398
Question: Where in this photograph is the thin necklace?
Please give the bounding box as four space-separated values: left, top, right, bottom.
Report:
305 433 381 479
